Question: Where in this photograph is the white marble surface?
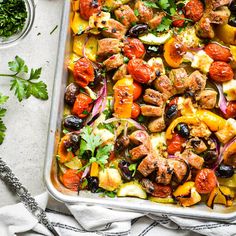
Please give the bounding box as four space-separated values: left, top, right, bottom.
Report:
0 0 64 207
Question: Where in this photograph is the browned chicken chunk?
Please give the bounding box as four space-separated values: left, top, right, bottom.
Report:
185 70 206 93
103 53 124 71
138 154 159 176
129 130 150 145
130 144 150 161
148 13 165 29
195 17 215 39
169 68 188 94
102 19 127 39
196 90 217 109
156 159 173 185
186 138 208 154
190 122 211 138
141 105 163 117
114 5 138 27
148 117 166 133
134 0 153 23
153 75 176 101
181 150 204 169
143 89 164 107
208 7 230 24
97 38 123 57
206 0 231 10
112 64 128 81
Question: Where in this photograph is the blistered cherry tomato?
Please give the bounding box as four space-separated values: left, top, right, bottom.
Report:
195 169 217 194
205 43 232 62
133 82 143 101
73 58 95 88
124 38 145 59
128 58 155 84
224 102 236 119
131 103 141 119
61 169 83 191
209 61 234 83
172 13 185 27
79 0 102 20
184 0 204 22
72 93 93 118
167 133 186 155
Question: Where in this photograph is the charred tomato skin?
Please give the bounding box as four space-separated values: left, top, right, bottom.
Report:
195 169 217 194
79 0 102 20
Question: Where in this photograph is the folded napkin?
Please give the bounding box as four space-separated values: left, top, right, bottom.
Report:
0 192 236 236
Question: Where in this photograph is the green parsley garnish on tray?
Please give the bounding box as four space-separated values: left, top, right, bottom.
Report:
0 0 27 39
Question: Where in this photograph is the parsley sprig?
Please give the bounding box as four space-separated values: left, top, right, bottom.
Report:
79 126 113 171
0 56 48 102
0 93 9 144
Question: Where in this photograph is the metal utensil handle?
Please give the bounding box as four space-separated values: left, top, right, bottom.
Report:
0 158 59 236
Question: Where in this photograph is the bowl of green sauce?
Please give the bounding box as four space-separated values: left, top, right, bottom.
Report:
0 0 35 47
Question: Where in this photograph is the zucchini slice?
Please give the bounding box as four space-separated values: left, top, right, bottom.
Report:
149 197 175 204
139 31 173 45
117 181 147 199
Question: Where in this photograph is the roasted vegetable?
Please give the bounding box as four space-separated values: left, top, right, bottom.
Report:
117 181 147 199
113 77 134 118
71 12 89 35
149 197 175 204
215 24 236 45
139 32 172 45
57 135 75 163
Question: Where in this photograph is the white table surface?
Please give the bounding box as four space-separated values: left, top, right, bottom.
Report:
0 0 64 207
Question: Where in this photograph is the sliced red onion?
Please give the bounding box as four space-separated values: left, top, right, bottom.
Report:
168 154 177 159
104 118 146 130
81 166 90 179
82 35 89 58
211 135 222 170
214 82 227 114
85 78 107 125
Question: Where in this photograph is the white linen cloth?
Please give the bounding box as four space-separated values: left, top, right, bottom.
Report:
0 193 236 236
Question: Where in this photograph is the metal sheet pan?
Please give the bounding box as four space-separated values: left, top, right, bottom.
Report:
44 0 236 222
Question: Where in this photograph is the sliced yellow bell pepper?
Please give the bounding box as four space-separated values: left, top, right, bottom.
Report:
73 34 98 62
71 12 89 35
196 110 227 132
72 0 80 12
68 53 80 72
90 162 99 177
218 174 236 188
215 186 234 207
215 24 236 45
113 77 134 118
166 116 200 139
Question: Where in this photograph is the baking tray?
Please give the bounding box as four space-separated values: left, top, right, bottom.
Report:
44 0 236 222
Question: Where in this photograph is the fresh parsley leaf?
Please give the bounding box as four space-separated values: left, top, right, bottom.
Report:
98 123 114 134
156 17 172 32
95 144 113 168
159 0 170 9
143 1 159 8
104 191 116 198
0 56 48 102
134 9 139 16
0 93 8 144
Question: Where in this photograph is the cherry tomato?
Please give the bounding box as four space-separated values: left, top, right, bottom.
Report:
224 102 236 119
209 61 234 83
79 0 102 20
167 133 186 155
72 93 93 118
172 13 185 27
61 169 83 191
195 169 217 194
184 0 204 22
205 43 232 62
131 103 141 119
133 82 143 101
73 57 95 88
124 38 146 59
128 58 155 84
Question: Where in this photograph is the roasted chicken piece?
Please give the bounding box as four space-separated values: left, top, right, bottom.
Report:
97 38 123 57
185 70 206 93
143 89 164 107
112 64 128 81
186 138 208 154
134 0 153 23
130 144 150 161
114 5 138 27
103 53 124 71
156 158 173 185
102 19 127 39
169 68 188 94
196 89 217 109
148 117 166 133
141 105 163 117
138 153 159 177
181 150 204 170
190 122 211 138
148 12 165 29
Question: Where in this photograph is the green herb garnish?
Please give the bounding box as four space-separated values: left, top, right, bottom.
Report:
0 93 8 144
0 56 48 102
78 126 113 171
129 163 137 177
0 0 27 39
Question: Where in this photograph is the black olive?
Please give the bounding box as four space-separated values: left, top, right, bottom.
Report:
203 150 218 168
215 164 234 178
63 133 80 153
87 176 99 193
115 136 130 152
128 24 148 37
118 160 132 181
64 83 80 106
146 45 163 57
155 70 161 77
166 104 178 119
63 115 83 130
176 123 190 139
229 0 236 13
229 16 236 27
